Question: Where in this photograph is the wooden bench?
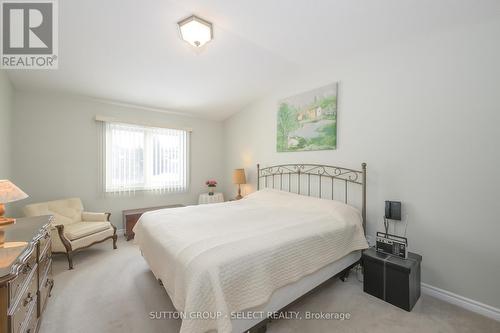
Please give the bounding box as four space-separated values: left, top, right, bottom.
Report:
123 205 184 240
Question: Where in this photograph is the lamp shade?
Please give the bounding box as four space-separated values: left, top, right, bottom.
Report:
232 169 246 185
0 180 28 204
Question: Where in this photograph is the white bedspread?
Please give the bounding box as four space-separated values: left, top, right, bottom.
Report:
134 189 368 333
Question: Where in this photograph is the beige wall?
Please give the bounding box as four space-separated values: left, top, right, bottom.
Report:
0 71 13 181
223 20 500 308
11 92 225 228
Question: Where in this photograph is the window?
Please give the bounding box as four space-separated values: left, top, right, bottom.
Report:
104 122 189 193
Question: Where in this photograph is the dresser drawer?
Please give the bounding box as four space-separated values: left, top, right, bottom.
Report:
8 249 37 307
8 267 38 333
38 260 53 317
20 299 37 333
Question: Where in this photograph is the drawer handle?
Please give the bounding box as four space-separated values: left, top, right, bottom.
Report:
45 278 54 288
23 292 34 307
43 252 51 262
22 263 32 274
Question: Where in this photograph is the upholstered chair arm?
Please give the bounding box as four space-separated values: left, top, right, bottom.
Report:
82 212 111 222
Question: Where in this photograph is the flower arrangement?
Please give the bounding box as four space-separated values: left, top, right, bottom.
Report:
205 180 217 187
206 180 217 195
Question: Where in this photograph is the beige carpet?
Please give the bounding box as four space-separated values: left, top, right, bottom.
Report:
39 239 500 333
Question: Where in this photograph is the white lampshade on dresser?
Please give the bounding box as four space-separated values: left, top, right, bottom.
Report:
0 180 28 225
0 180 28 246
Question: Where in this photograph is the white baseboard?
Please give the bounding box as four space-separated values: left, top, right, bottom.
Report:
422 283 500 322
116 229 125 237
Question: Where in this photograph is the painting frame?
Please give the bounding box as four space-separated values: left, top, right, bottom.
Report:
277 82 338 152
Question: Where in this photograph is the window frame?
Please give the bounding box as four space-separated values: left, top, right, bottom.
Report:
102 121 190 193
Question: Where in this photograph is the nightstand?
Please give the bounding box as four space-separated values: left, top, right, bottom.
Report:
198 192 224 204
362 247 422 311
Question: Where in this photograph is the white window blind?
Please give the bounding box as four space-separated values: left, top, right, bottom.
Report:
103 122 189 193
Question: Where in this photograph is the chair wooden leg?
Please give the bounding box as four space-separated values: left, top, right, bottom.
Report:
111 223 118 250
67 251 74 270
56 224 74 270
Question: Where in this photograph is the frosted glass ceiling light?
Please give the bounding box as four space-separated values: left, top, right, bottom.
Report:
178 15 213 48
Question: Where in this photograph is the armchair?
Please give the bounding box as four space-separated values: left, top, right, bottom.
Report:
23 198 117 269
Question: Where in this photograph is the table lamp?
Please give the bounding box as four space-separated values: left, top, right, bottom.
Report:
0 180 28 246
232 169 246 200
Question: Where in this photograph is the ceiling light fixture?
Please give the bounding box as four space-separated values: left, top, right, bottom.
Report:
177 15 213 48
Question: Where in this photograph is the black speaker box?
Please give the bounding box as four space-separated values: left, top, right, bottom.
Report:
362 248 422 311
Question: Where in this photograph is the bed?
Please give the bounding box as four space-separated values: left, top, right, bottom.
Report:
134 163 368 333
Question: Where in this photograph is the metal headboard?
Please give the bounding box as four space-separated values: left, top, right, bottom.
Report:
257 163 367 231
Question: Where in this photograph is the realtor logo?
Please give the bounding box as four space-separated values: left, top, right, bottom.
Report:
1 0 58 69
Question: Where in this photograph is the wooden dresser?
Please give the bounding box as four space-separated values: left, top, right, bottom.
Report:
123 205 184 241
0 216 53 333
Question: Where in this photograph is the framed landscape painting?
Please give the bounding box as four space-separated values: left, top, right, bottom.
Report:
277 83 338 152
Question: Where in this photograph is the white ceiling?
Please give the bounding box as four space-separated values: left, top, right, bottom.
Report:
6 0 500 120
